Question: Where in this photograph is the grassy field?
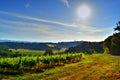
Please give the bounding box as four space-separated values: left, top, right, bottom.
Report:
10 49 45 55
10 48 66 56
1 53 120 80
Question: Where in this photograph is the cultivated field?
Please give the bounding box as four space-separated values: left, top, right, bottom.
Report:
1 53 120 80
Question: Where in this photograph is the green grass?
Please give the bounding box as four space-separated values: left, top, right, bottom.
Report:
10 49 45 56
10 48 67 56
1 53 120 80
8 64 79 80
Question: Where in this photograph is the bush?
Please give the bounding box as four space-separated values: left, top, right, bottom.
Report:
44 49 53 55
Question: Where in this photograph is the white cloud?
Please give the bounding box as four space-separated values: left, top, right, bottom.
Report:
61 0 70 8
0 19 50 34
0 11 111 42
0 19 110 42
0 10 108 34
0 11 76 27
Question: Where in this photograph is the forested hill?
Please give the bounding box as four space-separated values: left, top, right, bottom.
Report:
0 41 83 50
104 32 120 55
66 42 103 53
103 21 120 55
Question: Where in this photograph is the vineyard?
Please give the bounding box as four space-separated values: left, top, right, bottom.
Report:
0 53 82 74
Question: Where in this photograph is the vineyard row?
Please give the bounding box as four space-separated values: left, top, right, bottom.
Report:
0 53 82 74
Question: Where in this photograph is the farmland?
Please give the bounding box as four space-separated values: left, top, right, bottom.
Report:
0 53 82 78
10 48 66 56
0 0 120 80
1 53 120 80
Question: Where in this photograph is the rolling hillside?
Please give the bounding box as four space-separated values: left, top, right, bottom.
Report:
66 41 103 53
0 41 83 50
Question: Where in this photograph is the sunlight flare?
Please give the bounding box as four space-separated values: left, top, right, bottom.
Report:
77 4 91 19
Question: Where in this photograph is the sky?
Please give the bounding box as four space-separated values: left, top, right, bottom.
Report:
0 0 120 42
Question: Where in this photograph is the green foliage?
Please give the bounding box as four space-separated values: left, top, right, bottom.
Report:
86 49 96 54
44 49 53 55
114 21 120 31
0 49 18 57
104 32 120 55
0 53 83 74
7 54 118 80
104 48 110 54
66 42 103 54
0 41 81 50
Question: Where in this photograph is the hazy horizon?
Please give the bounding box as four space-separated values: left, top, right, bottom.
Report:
0 39 104 43
0 0 119 42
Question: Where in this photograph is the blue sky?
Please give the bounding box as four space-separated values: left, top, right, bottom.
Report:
0 0 120 42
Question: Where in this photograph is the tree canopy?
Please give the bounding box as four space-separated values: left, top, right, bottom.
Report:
114 21 120 31
104 21 120 55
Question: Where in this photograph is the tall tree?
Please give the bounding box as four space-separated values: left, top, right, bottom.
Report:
114 21 120 31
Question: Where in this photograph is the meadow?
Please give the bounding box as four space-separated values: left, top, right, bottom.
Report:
10 49 45 56
10 48 66 56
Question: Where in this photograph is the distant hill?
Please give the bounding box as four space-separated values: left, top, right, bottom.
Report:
0 41 83 50
0 40 13 42
66 41 103 53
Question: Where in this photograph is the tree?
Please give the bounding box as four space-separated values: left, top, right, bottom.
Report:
114 21 120 31
65 42 103 53
104 33 120 55
104 21 120 55
44 49 53 55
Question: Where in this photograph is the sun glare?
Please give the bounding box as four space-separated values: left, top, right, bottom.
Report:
77 5 91 19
